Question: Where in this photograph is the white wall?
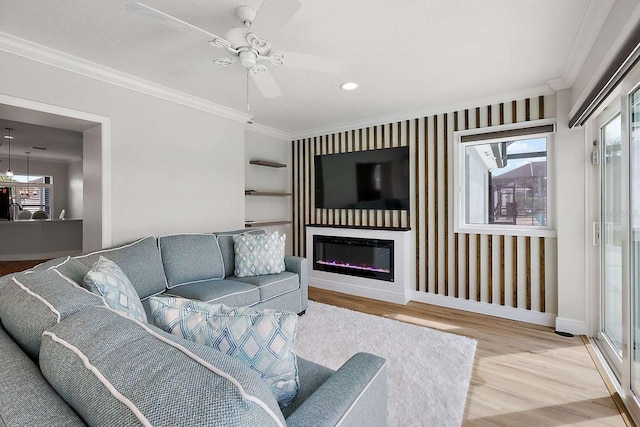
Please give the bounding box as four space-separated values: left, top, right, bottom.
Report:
244 129 292 254
83 124 102 252
68 159 83 219
0 155 69 219
555 89 588 334
0 51 246 246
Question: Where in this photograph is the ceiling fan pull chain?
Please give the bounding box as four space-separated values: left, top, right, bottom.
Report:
246 69 250 112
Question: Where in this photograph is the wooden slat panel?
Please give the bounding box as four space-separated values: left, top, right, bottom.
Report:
504 236 514 307
437 114 446 295
530 236 541 312
415 118 422 291
539 237 546 312
458 233 467 299
291 140 297 255
492 235 501 304
468 234 478 302
446 113 456 297
517 236 527 309
516 99 527 122
500 235 506 305
480 234 489 302
530 96 540 121
302 138 307 256
526 236 532 310
290 94 558 319
545 238 557 314
427 115 436 293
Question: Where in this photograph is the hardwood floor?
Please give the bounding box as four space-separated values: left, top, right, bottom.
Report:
0 259 47 276
308 287 631 427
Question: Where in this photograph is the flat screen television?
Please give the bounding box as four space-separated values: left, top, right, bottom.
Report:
314 146 410 210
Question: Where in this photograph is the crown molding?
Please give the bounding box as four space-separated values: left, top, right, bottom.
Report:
560 0 615 87
290 84 555 140
244 121 290 140
546 77 572 92
0 32 253 125
570 1 640 118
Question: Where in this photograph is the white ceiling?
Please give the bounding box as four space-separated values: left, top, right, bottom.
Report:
0 118 83 163
0 0 609 135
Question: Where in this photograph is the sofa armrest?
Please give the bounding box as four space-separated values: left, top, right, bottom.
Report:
285 256 308 312
286 353 387 427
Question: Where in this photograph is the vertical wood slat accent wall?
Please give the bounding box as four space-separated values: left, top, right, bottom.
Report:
292 95 558 316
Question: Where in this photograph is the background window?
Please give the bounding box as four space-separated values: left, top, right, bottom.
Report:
0 174 54 217
454 120 554 236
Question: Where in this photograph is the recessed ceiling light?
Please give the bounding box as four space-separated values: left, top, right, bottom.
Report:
340 82 358 91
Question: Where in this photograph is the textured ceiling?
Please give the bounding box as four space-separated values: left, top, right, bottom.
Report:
0 0 605 135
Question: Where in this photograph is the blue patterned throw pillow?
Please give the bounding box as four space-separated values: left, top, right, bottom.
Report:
83 256 147 323
149 296 299 407
233 232 286 278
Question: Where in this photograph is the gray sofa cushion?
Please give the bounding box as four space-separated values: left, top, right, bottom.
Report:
48 257 91 286
0 269 105 360
0 323 86 426
215 229 266 278
0 256 79 296
164 279 260 307
75 236 167 299
281 357 334 418
231 271 300 301
158 234 225 288
40 307 285 427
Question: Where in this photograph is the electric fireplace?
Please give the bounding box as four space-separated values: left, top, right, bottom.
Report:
313 235 394 282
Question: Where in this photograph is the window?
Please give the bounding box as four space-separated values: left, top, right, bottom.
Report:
453 119 555 237
0 174 54 217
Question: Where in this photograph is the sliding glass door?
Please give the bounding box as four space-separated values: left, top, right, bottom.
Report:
599 112 623 375
594 68 640 419
629 88 640 398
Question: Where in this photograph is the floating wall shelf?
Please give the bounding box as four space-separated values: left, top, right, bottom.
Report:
245 220 292 228
249 160 287 168
245 190 292 196
245 158 290 229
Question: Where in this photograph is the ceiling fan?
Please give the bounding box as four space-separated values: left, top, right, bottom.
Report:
126 0 346 100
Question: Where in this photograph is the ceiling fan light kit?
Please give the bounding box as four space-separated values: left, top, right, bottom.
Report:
128 0 347 103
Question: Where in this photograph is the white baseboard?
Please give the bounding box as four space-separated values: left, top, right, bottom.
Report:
410 291 557 327
311 278 409 305
555 317 588 335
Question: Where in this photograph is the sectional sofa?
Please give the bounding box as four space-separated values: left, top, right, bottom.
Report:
0 229 387 426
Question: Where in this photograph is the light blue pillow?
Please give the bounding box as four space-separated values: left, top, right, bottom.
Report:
149 296 299 407
83 256 147 323
233 232 286 278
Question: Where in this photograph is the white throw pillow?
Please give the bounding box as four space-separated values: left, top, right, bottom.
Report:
233 232 286 277
83 256 147 323
149 296 299 407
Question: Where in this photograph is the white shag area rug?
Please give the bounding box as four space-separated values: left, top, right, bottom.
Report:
295 301 477 427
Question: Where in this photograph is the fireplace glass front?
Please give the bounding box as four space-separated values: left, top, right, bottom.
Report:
313 235 394 282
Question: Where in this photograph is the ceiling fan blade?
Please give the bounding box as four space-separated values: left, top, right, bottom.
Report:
168 58 235 77
250 0 302 39
274 51 346 74
250 66 282 98
126 1 227 43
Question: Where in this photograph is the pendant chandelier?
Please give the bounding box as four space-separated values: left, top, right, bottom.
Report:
4 128 13 177
21 152 35 198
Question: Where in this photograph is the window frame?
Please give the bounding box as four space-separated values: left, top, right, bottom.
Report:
453 118 557 237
